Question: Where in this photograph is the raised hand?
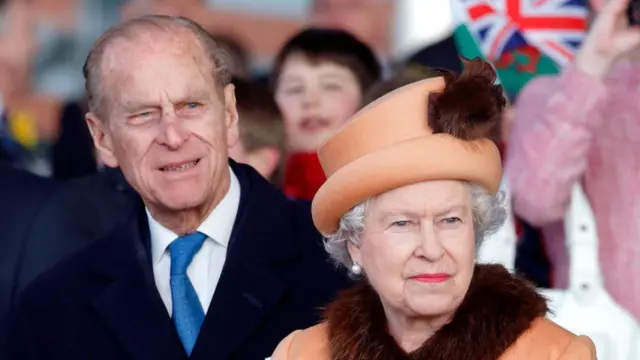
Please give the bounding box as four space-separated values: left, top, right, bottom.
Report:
575 0 640 77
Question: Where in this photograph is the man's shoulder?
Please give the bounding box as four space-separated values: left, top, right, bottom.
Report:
19 235 107 300
0 163 55 206
235 163 322 241
32 170 137 241
16 219 126 310
276 196 329 260
283 198 319 235
235 168 338 274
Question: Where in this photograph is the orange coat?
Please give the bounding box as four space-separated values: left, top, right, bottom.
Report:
271 265 596 360
273 319 595 360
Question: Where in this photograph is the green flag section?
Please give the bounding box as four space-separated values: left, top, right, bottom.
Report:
451 1 561 98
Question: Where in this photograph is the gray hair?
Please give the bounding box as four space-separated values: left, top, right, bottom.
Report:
82 15 232 116
324 182 507 269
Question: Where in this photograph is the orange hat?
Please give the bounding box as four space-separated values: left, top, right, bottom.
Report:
312 58 505 234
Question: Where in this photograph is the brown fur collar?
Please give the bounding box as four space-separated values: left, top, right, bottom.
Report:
325 264 547 360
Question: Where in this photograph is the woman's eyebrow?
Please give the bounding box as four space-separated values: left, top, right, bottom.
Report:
433 205 468 217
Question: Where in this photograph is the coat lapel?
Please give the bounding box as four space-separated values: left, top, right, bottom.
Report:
191 260 286 360
191 163 298 360
89 204 187 360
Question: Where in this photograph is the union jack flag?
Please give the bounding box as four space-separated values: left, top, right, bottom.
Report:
462 0 588 66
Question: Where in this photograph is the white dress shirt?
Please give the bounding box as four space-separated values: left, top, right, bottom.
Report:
147 167 241 316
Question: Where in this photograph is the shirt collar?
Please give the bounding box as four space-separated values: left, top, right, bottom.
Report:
147 166 241 264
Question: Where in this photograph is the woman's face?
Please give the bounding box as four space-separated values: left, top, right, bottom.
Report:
275 54 363 153
349 180 476 319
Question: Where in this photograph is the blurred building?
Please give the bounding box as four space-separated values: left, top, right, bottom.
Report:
5 0 453 101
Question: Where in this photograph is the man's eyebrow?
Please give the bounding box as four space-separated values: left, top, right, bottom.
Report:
121 101 160 113
173 90 211 103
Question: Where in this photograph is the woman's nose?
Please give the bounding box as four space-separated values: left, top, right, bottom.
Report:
415 226 445 261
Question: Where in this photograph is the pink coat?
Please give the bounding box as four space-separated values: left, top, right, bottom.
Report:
506 60 640 321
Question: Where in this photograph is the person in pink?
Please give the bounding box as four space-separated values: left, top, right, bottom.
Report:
506 0 640 321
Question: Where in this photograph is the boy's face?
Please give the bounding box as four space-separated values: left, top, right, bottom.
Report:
275 54 363 153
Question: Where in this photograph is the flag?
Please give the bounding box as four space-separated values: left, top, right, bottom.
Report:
451 0 588 96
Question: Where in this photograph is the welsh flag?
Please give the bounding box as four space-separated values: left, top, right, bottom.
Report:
451 0 588 97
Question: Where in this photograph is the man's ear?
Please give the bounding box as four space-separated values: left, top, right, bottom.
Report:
223 83 240 149
246 146 282 181
85 112 119 168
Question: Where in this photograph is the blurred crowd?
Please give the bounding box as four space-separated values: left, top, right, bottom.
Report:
1 0 639 357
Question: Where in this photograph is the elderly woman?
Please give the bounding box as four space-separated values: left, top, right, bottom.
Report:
271 58 596 360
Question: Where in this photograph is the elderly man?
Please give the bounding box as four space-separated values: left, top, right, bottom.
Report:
6 15 349 360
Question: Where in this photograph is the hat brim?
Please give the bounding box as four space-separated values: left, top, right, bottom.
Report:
311 134 502 234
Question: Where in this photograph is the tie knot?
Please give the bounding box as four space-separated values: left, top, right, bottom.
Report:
169 232 207 275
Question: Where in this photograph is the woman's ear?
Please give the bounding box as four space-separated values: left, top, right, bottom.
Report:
347 240 363 266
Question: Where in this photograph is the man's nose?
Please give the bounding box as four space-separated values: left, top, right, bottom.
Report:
158 113 188 150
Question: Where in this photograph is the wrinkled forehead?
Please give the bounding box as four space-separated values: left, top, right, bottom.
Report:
99 30 217 109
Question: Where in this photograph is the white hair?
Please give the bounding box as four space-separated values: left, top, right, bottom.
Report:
323 182 507 269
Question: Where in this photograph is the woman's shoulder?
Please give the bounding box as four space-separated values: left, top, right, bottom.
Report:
271 323 331 360
270 318 596 360
501 317 596 360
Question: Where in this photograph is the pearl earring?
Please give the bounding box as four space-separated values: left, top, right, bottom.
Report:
350 262 362 275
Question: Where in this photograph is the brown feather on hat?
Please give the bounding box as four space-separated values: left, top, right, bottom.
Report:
428 57 506 142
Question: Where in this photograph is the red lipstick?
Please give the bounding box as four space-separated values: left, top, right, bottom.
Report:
410 273 451 283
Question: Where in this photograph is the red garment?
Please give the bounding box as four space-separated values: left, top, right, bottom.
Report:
283 153 327 200
506 61 640 321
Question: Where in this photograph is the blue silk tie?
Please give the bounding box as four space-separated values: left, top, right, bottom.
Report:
169 232 207 356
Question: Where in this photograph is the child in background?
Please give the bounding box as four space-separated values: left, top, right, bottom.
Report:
229 77 286 185
271 28 381 199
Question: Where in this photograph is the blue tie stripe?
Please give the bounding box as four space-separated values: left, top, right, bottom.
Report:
169 232 207 356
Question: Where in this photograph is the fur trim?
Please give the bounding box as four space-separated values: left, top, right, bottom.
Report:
325 264 547 360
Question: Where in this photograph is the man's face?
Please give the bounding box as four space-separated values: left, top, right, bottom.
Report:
86 30 239 214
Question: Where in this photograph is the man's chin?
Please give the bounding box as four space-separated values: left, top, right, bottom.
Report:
152 191 208 213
